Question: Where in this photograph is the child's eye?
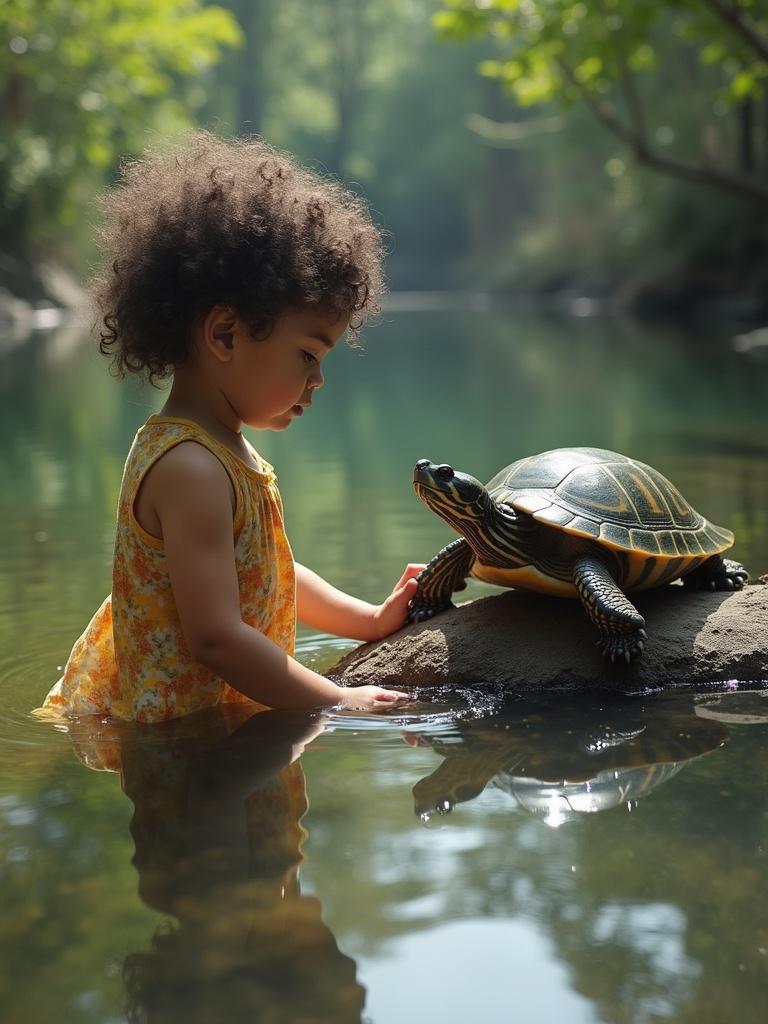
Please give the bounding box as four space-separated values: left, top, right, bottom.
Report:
301 350 317 364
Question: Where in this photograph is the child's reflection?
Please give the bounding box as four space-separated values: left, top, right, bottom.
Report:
68 705 365 1024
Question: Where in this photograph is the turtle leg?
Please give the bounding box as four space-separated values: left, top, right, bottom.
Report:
682 554 749 592
573 556 647 663
408 538 474 623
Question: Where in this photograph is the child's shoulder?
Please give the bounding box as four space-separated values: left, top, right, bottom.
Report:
149 438 233 485
133 438 237 538
143 437 236 498
129 418 233 483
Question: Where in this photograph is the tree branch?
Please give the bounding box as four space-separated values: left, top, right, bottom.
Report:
556 57 768 205
598 0 647 137
703 0 768 65
617 61 646 139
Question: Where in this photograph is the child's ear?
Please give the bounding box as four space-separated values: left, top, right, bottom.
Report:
213 325 234 349
205 306 237 361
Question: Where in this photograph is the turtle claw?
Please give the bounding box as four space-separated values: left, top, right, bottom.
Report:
685 557 749 592
406 607 432 624
597 630 647 664
407 600 453 625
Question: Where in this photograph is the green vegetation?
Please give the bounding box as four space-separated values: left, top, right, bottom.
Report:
0 0 240 260
3 1 768 306
436 0 768 204
433 0 768 307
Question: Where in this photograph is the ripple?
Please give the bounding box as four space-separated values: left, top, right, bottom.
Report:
0 629 506 770
0 645 71 772
295 632 524 734
321 686 511 737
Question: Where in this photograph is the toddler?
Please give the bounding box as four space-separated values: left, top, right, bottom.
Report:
39 132 416 722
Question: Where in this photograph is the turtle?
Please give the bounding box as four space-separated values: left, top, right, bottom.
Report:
409 447 749 661
411 698 730 821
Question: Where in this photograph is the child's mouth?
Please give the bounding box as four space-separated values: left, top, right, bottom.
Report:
291 404 303 416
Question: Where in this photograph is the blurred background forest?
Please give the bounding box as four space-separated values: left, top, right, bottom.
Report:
3 0 768 318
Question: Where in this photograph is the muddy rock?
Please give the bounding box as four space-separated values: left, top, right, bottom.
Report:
329 580 768 692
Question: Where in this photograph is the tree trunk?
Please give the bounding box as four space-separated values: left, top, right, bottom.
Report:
325 0 367 178
739 96 755 175
475 78 524 263
4 70 24 128
236 0 269 135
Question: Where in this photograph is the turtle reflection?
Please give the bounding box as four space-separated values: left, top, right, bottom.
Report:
411 698 729 826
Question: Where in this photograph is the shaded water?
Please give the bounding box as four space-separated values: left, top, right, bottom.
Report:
1 309 767 1022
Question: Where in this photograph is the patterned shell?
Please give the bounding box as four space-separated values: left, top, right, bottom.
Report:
486 447 733 558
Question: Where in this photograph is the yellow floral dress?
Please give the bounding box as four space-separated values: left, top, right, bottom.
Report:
38 415 296 723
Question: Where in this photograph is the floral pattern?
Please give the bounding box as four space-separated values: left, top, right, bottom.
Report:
38 416 296 722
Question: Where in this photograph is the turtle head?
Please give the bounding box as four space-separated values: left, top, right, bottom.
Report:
413 460 490 530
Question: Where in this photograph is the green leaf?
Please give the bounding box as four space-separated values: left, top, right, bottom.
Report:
478 59 502 78
732 69 758 99
574 56 602 84
700 42 724 66
629 44 655 72
85 139 112 168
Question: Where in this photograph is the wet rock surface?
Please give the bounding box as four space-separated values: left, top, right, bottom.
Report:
330 580 768 692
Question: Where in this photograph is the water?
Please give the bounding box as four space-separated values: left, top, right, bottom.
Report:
1 308 767 1022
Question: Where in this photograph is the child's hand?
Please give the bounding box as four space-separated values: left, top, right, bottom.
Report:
338 685 409 711
371 564 426 640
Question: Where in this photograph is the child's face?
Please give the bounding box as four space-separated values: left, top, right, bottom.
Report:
223 307 349 431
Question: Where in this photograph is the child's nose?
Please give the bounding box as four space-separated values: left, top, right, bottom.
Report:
309 365 324 389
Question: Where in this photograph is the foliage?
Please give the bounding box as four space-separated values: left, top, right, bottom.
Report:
202 0 496 289
434 0 768 204
0 0 241 257
4 1 768 299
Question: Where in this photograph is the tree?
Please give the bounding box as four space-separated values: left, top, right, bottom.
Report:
434 0 768 205
258 0 414 178
0 0 241 257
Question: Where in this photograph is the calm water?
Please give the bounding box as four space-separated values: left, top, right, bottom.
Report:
1 308 767 1023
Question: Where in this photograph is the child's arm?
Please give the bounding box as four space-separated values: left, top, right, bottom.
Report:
295 563 424 642
146 443 407 711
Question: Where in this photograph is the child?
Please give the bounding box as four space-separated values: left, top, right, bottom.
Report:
39 132 417 723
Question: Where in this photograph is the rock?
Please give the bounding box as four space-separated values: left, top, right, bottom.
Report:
0 252 85 353
329 580 768 693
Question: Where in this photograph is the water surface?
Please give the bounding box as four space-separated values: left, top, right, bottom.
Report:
1 309 767 1022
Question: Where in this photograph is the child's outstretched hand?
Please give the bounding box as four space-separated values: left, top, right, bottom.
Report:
371 564 426 640
338 685 409 711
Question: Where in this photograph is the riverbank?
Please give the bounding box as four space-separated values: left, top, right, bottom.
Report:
4 246 767 346
0 253 85 352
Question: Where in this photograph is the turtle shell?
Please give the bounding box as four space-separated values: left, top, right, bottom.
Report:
486 447 733 558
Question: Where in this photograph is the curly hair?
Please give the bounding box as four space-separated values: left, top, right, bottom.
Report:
92 131 386 384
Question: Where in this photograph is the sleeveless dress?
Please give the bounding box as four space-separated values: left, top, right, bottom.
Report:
37 415 296 723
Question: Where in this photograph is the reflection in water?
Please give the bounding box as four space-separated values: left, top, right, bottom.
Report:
3 314 768 1024
410 697 729 825
502 762 686 828
66 706 365 1024
695 688 768 725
